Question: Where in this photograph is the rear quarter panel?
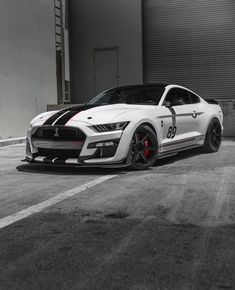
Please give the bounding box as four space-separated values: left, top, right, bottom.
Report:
200 102 223 135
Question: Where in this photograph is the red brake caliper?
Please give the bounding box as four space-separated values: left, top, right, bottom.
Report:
143 139 149 156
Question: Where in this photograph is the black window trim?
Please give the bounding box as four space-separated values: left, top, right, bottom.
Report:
163 87 192 106
187 90 201 104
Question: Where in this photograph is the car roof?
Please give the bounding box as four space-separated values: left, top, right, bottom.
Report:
107 83 170 91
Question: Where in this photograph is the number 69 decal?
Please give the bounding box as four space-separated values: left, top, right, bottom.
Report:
167 126 177 139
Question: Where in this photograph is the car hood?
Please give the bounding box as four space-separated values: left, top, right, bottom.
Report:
31 104 155 127
67 104 151 125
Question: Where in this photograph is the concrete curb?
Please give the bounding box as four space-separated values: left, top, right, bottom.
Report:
0 137 26 147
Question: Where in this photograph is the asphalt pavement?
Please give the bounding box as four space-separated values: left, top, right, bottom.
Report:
0 140 235 290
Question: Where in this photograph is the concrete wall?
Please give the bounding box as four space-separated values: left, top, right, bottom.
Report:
216 99 235 137
0 0 57 139
69 0 143 103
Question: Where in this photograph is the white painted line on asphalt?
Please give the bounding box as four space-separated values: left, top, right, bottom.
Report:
206 167 230 225
166 174 188 223
0 175 116 230
190 167 231 289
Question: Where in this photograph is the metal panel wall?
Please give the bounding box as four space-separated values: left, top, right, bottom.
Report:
143 0 235 99
69 0 142 103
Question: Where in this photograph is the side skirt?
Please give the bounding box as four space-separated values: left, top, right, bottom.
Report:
158 144 202 159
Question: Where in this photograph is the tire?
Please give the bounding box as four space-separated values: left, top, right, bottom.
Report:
127 124 158 170
203 117 222 153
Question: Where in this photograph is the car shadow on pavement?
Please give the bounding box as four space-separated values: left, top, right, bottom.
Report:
17 147 204 175
155 147 205 167
222 137 235 142
16 163 126 176
156 137 235 167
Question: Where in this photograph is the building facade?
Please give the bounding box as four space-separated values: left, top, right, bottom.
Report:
0 0 57 139
0 0 234 138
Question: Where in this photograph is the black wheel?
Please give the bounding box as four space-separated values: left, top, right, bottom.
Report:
127 124 158 170
203 118 222 153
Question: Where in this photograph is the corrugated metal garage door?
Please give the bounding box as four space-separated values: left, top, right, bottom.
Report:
143 0 235 99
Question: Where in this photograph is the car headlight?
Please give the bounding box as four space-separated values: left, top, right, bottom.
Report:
90 121 129 133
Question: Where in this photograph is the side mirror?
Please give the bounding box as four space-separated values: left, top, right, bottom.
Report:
164 101 171 108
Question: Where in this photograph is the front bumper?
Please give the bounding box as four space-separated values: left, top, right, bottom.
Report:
25 123 133 167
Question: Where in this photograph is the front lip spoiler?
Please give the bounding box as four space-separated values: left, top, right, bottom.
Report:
24 156 129 169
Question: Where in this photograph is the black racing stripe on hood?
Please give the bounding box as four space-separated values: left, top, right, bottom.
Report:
43 109 68 125
53 104 100 125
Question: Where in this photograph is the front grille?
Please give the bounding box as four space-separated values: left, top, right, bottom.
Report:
37 148 81 159
32 126 86 141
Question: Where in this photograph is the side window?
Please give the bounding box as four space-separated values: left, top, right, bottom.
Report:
164 89 178 106
164 88 191 106
125 87 164 105
177 89 191 105
188 91 201 104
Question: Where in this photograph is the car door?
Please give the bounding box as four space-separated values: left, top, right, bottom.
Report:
187 90 205 136
161 88 200 152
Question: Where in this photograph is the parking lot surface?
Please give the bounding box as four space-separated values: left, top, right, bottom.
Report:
0 140 235 290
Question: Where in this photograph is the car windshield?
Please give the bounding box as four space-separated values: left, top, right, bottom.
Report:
88 86 166 106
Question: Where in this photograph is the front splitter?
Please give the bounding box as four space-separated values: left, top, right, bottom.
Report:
24 156 129 169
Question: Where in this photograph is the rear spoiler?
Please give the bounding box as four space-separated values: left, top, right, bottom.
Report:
205 99 219 105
